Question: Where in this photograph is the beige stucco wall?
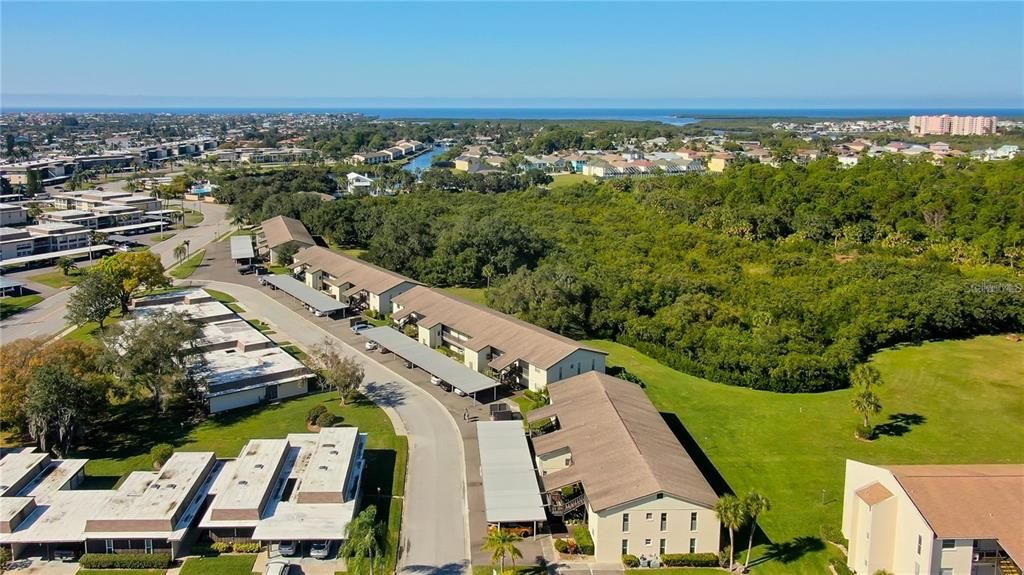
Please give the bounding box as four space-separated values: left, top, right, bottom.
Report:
418 324 441 348
463 347 486 372
588 494 719 563
530 350 608 391
536 447 572 475
843 460 938 575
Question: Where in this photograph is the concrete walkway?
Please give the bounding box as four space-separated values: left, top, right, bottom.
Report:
187 279 471 575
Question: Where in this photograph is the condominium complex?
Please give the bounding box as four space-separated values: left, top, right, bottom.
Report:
909 115 998 136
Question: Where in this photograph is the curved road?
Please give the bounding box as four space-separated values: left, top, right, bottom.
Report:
191 279 470 575
0 201 231 343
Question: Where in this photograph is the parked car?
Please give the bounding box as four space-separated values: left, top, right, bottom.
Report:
310 540 332 559
403 359 414 369
430 375 444 386
53 550 77 562
253 265 267 275
239 264 256 275
365 340 378 351
314 309 326 317
258 276 270 286
351 323 370 334
453 387 466 397
277 541 297 557
266 560 292 575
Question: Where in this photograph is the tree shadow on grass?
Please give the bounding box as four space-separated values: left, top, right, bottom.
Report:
748 535 826 567
874 412 926 437
74 399 194 462
362 380 408 408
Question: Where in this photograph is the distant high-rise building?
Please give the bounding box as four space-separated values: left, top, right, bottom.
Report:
909 114 998 136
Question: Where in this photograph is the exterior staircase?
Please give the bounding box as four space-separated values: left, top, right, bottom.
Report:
999 557 1022 575
549 494 586 517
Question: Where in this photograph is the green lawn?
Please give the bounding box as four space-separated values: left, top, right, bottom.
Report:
183 209 205 227
169 249 206 279
149 233 177 243
472 566 548 575
442 286 489 306
179 554 256 575
204 289 237 303
549 173 595 189
330 245 367 259
0 294 43 319
582 336 1024 574
267 264 291 275
28 269 83 288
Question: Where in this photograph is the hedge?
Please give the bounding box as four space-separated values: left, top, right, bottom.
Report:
660 552 719 567
79 553 171 569
622 554 640 568
572 524 594 555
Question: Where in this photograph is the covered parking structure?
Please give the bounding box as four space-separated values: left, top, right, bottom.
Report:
476 421 547 534
363 326 501 401
230 235 255 263
0 277 26 296
263 274 347 317
0 244 114 267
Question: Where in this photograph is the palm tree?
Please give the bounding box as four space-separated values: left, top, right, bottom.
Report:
715 494 747 571
743 491 771 570
183 239 191 258
483 528 523 574
850 364 883 390
173 242 188 263
342 505 383 575
55 256 77 276
851 389 882 434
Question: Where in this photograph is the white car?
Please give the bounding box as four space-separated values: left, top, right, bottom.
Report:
453 387 466 397
310 541 331 559
266 560 292 575
277 541 297 557
365 340 378 351
430 375 443 386
351 323 370 334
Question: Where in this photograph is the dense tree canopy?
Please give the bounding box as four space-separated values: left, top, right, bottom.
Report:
222 157 1024 392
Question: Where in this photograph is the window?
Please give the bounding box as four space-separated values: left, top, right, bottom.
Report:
656 493 664 499
621 539 629 555
940 570 953 575
645 512 653 520
942 539 956 549
690 538 697 553
644 538 652 546
144 539 153 554
660 513 668 531
917 535 922 554
105 539 114 554
660 539 667 555
690 512 698 531
622 513 630 532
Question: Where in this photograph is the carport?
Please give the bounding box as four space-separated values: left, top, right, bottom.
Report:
0 277 26 296
476 421 546 534
263 275 347 317
230 235 256 263
363 326 501 401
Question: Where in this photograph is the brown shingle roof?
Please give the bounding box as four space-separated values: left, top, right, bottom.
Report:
855 482 893 506
526 372 718 511
292 246 418 295
885 464 1024 563
261 216 315 249
392 285 604 370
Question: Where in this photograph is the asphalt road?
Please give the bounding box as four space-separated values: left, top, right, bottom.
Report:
0 201 230 344
191 279 471 575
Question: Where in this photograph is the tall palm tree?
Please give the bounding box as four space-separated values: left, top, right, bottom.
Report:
55 256 77 276
715 494 747 571
343 505 383 575
743 491 771 570
483 529 523 574
851 389 882 431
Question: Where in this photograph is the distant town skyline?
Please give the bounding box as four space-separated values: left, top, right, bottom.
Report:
2 1 1022 109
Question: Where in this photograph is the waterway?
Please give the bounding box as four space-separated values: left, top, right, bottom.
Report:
402 146 446 173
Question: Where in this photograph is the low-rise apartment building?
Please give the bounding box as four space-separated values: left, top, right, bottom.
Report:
0 223 91 261
258 216 316 265
842 460 1022 575
391 285 606 391
291 246 420 316
0 203 28 226
0 427 363 561
525 372 721 562
129 288 315 413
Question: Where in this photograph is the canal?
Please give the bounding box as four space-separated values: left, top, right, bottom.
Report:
402 145 447 173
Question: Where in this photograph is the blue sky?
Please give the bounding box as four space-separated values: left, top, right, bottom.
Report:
2 1 1021 108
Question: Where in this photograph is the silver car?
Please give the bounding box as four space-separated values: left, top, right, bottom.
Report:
277 541 297 557
310 540 332 559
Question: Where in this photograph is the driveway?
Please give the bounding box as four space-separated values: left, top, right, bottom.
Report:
188 279 471 575
0 201 229 344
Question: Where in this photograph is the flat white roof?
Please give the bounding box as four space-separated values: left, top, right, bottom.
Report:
0 451 48 496
204 346 312 394
250 502 356 541
477 421 546 523
208 439 289 519
18 459 88 497
230 235 256 260
201 318 271 349
97 221 168 234
87 452 215 526
295 427 359 501
364 326 498 394
0 245 114 266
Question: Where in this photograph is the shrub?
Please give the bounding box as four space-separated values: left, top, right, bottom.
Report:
830 558 855 575
149 443 174 467
621 554 640 568
0 545 11 565
403 324 418 338
607 366 645 387
718 546 732 568
553 538 569 553
307 404 328 423
661 552 719 567
191 544 219 556
210 541 232 553
79 553 171 569
315 411 336 428
821 524 849 546
572 524 594 555
364 309 379 320
233 542 262 553
855 423 875 440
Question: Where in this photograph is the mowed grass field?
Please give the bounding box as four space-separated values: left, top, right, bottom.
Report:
583 335 1024 573
549 173 595 189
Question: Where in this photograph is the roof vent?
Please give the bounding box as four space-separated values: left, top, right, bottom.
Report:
254 464 264 469
238 480 248 486
318 465 329 470
330 450 339 455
